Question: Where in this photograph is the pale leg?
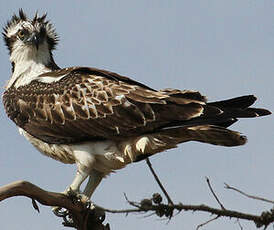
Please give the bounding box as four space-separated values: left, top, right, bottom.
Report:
66 169 88 194
52 169 88 216
83 170 104 198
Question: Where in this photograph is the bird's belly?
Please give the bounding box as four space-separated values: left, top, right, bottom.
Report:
19 128 132 173
70 140 131 174
19 128 76 164
19 128 167 175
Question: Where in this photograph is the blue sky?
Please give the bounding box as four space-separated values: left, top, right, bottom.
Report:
0 1 273 230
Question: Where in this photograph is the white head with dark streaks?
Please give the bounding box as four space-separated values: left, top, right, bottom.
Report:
3 9 59 88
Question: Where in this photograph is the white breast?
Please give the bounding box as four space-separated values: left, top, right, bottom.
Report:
7 40 52 89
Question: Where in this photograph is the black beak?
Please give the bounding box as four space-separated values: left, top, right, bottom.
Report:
32 34 40 50
27 33 41 49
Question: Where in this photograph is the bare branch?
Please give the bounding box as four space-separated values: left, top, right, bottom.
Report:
97 196 274 228
235 219 243 230
224 183 274 204
96 205 140 214
146 158 174 205
206 177 226 210
196 215 220 230
0 180 273 229
0 180 109 230
0 180 81 211
32 198 40 213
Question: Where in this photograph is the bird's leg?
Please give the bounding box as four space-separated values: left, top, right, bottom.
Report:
83 170 104 207
65 169 89 196
52 169 88 216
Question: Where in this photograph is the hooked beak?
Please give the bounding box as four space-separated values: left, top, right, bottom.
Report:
27 33 41 49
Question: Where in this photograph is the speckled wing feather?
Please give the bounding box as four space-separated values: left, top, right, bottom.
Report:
3 67 205 144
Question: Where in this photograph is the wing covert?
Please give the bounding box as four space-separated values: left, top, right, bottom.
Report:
3 67 205 144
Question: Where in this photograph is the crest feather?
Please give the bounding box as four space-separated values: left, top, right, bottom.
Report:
2 9 59 53
19 8 27 20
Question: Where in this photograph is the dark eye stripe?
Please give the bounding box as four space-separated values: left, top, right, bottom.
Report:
4 34 17 54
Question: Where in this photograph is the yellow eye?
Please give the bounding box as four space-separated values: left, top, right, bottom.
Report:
18 30 25 40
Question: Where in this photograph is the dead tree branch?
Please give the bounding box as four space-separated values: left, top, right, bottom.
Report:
224 183 274 204
146 158 174 205
206 177 226 210
97 194 274 229
0 180 273 229
196 215 220 230
0 180 109 230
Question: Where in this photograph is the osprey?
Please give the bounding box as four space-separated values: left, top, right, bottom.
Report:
2 10 271 203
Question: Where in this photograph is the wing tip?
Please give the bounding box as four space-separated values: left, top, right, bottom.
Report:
238 134 248 145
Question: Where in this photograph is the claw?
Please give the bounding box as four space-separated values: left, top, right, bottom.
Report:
86 199 92 209
66 187 90 204
52 187 92 218
65 186 79 198
77 194 90 204
52 206 69 217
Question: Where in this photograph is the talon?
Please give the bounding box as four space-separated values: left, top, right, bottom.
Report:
52 206 69 217
86 199 92 209
52 187 91 216
64 187 91 206
95 208 106 222
77 193 89 203
64 186 79 198
89 202 95 210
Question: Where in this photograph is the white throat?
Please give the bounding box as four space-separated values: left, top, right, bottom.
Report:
7 41 53 89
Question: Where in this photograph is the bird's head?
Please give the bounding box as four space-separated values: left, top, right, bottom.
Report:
3 9 58 67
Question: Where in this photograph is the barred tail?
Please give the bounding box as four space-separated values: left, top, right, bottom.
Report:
183 125 247 146
131 125 246 162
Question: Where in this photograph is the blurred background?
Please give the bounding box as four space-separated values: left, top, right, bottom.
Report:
0 1 273 229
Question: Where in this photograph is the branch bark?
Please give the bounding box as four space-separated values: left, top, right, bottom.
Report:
0 180 109 230
224 183 274 204
98 198 273 228
0 180 273 229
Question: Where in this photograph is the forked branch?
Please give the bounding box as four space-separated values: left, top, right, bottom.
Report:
0 181 109 230
0 180 273 229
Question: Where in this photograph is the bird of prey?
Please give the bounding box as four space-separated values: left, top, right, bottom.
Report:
2 10 271 204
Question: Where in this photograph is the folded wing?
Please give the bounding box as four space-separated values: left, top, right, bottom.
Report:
3 67 207 144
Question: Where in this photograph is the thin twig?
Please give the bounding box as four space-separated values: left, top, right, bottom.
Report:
224 183 274 204
123 193 140 208
146 158 174 205
206 177 225 210
32 198 40 213
95 205 141 214
235 218 243 230
196 215 220 230
96 200 274 228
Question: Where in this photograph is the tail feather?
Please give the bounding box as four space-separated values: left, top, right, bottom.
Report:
156 125 247 147
208 95 256 109
185 125 247 146
132 125 247 162
244 108 272 117
158 95 271 130
207 95 271 119
130 94 271 163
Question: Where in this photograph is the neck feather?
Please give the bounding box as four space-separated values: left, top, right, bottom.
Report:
7 42 59 89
